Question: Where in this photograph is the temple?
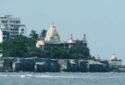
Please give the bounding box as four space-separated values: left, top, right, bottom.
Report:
45 24 60 44
36 24 88 48
36 24 91 59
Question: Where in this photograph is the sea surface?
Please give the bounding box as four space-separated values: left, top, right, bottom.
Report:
0 72 125 85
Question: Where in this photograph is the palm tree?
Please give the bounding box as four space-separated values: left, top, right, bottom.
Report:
39 29 47 40
29 30 38 40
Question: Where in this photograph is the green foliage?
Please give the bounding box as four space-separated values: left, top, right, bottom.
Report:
2 35 46 58
69 44 90 59
2 38 27 57
2 36 36 57
50 47 70 59
2 30 90 59
0 43 2 48
29 30 38 40
39 29 47 39
28 47 45 58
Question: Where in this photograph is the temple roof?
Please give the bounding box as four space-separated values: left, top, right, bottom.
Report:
45 24 60 44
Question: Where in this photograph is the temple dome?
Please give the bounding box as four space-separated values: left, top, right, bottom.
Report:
110 54 117 61
36 40 45 48
45 24 60 44
67 34 75 43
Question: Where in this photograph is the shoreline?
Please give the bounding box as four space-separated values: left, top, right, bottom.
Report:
0 57 125 72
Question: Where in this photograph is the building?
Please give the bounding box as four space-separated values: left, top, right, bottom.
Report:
45 24 60 44
36 24 88 48
36 24 91 59
108 54 122 71
0 25 3 57
0 15 26 40
36 24 60 47
0 26 3 43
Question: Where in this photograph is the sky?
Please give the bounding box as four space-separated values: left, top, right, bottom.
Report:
0 0 125 63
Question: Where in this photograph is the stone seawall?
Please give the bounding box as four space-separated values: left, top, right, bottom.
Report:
0 57 110 72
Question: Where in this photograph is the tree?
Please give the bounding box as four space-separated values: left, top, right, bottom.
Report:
28 47 46 57
39 29 47 39
2 35 46 58
68 43 91 59
2 38 28 57
50 47 70 59
29 30 38 40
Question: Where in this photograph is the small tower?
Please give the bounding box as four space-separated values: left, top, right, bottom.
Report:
83 34 87 47
67 34 74 48
67 34 74 43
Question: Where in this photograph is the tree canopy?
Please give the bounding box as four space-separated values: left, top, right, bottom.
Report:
1 29 91 59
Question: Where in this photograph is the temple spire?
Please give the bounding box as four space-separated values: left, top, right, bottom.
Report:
45 24 60 44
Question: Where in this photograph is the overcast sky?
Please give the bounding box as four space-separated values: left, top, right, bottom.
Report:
0 0 125 63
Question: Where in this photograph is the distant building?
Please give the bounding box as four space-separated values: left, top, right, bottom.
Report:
36 24 61 47
0 25 3 57
36 24 90 59
0 15 26 40
0 26 3 43
44 24 60 44
108 54 122 70
36 24 88 49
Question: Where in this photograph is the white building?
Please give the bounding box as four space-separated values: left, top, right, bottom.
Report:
36 24 60 48
45 24 60 44
0 15 26 40
67 34 75 44
0 26 3 43
0 24 3 57
36 40 45 48
109 54 122 69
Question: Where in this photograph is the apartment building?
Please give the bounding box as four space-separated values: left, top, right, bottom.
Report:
0 15 26 40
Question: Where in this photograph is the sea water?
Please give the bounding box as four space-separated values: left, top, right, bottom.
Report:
0 72 124 85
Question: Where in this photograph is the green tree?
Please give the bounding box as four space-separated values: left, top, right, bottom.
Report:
29 30 38 40
2 35 46 58
28 47 46 57
69 43 90 59
50 47 70 59
2 38 28 57
39 29 47 39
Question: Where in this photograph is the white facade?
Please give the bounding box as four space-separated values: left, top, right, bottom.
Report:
0 23 3 57
0 15 26 39
36 40 45 48
67 34 75 44
19 25 26 35
0 22 5 43
45 24 60 44
0 27 3 43
109 54 122 69
36 24 61 48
